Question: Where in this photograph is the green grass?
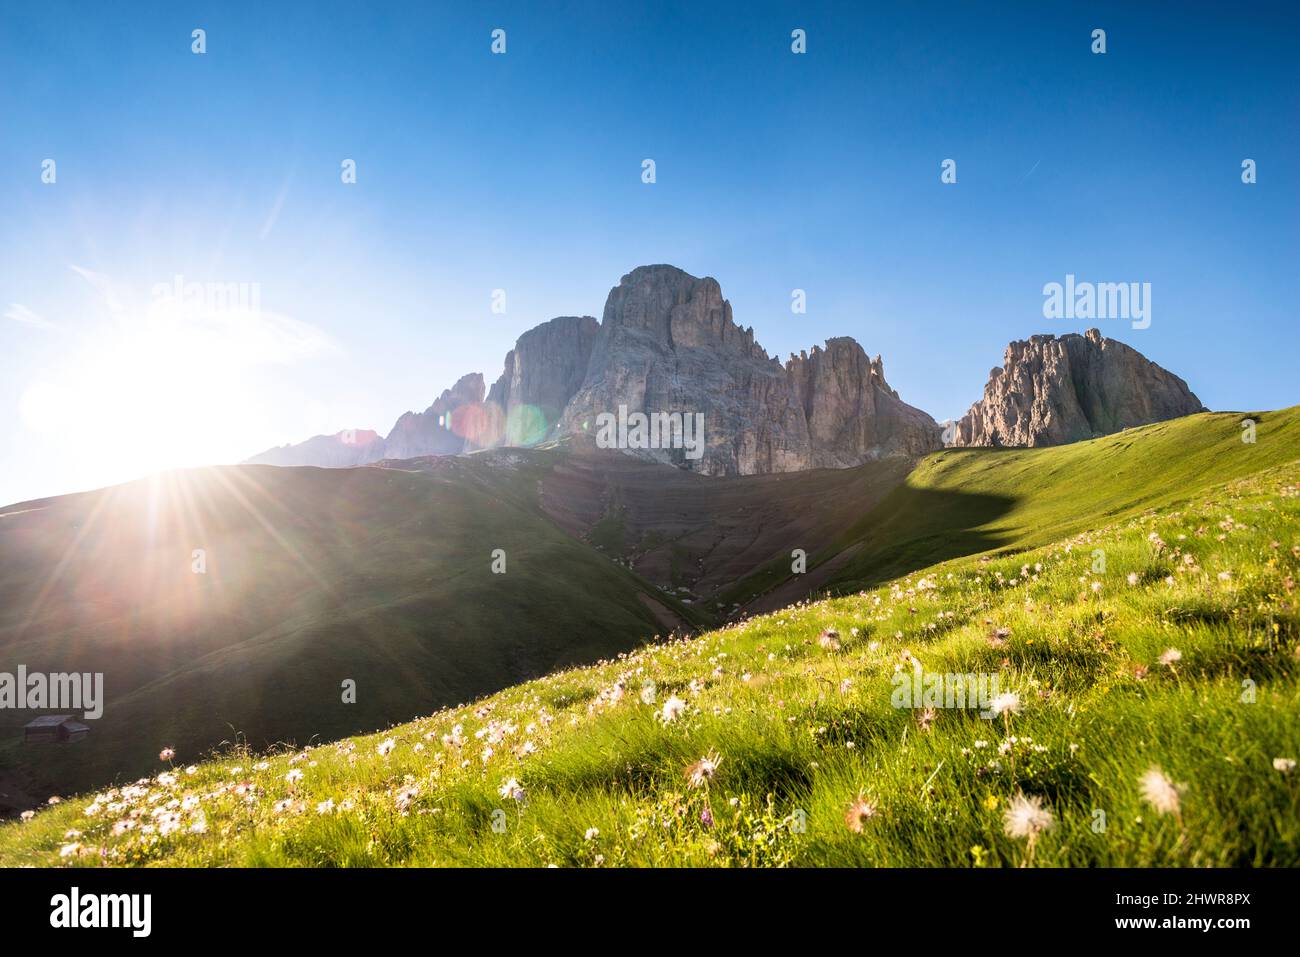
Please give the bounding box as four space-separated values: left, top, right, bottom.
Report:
5 457 1297 867
0 458 704 799
824 407 1300 591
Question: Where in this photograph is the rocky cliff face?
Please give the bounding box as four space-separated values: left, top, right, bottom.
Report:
245 264 944 474
246 429 385 468
558 265 940 474
382 372 489 459
787 338 943 467
952 329 1205 447
487 316 599 445
558 266 813 474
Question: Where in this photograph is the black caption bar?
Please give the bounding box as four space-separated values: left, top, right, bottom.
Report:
0 867 1291 943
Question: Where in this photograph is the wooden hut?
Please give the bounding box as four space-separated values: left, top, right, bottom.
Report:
23 715 90 743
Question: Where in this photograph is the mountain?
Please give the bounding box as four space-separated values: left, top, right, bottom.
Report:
245 373 495 469
382 372 491 459
244 265 942 474
787 337 944 467
487 316 599 446
559 265 814 473
246 429 383 467
560 265 942 474
952 328 1205 447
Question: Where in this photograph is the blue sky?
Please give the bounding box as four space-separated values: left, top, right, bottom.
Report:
1 1 1296 506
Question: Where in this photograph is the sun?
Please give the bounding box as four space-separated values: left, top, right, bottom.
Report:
20 307 264 488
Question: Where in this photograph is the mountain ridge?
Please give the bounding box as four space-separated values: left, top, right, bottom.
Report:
246 267 1205 473
952 328 1205 447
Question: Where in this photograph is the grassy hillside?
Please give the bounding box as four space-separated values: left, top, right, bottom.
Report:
0 458 703 801
0 438 913 806
811 408 1300 593
531 441 913 614
3 453 1296 866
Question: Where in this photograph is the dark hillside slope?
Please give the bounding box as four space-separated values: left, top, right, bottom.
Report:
0 462 699 796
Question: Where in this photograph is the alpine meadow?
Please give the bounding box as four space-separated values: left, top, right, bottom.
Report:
0 1 1296 938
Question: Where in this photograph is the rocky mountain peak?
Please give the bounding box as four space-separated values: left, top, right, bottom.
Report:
254 267 1216 474
382 372 488 459
785 338 941 467
487 316 599 445
953 329 1205 447
245 428 384 468
559 267 941 474
599 264 768 361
